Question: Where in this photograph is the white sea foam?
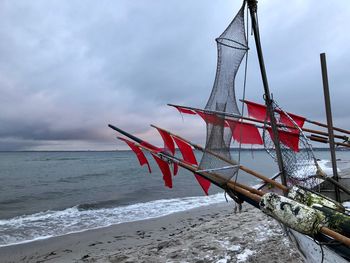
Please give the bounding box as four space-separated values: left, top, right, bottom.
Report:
0 193 226 247
291 159 340 179
318 159 341 175
344 202 350 215
237 249 255 262
216 255 231 263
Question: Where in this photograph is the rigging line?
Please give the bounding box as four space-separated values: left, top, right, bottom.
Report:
235 2 250 185
312 236 325 263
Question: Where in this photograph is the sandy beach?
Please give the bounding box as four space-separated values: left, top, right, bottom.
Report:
0 201 304 263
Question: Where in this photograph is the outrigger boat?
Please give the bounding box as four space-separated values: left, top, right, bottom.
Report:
109 1 350 262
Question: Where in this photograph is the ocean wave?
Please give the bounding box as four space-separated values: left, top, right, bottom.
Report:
0 193 226 247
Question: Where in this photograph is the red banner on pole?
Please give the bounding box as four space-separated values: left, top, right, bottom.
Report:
173 105 196 115
244 100 306 128
172 136 210 195
226 119 263 145
195 111 228 126
155 128 175 155
267 128 300 152
245 100 269 122
118 137 151 173
152 154 173 188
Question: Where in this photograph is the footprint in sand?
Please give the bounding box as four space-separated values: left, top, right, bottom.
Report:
89 241 103 247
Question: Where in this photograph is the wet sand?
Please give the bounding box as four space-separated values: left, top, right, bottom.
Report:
0 202 304 263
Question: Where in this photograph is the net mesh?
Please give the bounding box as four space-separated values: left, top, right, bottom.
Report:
199 2 248 183
263 101 321 188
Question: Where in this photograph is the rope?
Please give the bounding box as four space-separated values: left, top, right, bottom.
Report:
234 0 250 188
312 236 325 263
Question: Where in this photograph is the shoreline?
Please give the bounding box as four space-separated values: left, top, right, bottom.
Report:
0 202 304 263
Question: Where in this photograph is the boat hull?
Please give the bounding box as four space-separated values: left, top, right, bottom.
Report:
288 229 350 263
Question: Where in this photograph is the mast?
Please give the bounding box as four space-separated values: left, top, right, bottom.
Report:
320 53 341 202
247 0 287 186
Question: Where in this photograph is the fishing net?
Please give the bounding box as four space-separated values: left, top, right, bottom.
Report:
262 101 322 188
199 2 248 184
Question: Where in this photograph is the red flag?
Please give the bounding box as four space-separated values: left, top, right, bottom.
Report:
195 111 228 126
173 136 198 165
193 173 211 195
244 100 306 128
152 154 172 188
279 111 306 129
173 163 178 176
155 128 175 155
172 136 211 195
226 119 263 145
173 105 196 115
118 137 151 173
267 128 300 152
245 100 269 121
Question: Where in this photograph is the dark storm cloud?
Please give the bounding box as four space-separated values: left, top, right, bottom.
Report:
0 0 350 150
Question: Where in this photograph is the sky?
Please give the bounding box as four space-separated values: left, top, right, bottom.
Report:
1 0 350 151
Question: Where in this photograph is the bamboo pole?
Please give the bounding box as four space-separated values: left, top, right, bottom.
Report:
307 119 350 136
308 134 350 148
320 227 350 247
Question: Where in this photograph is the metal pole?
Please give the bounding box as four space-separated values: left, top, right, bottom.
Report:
247 0 287 187
320 53 341 202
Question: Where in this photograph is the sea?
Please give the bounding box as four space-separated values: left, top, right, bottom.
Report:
0 150 349 247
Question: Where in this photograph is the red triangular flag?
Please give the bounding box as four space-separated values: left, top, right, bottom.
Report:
118 137 151 173
172 136 198 165
226 119 263 145
267 128 300 152
155 128 175 155
173 163 178 176
173 105 196 115
152 154 172 188
279 111 306 129
245 100 269 122
244 100 306 128
195 111 228 127
172 136 210 195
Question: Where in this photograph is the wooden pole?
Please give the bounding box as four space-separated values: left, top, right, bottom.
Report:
320 227 350 247
247 0 287 187
308 134 350 148
320 53 341 202
306 119 350 136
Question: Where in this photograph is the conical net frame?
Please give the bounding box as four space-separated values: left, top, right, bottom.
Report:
199 3 248 183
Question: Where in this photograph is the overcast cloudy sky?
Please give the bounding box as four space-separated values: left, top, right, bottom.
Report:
1 0 350 151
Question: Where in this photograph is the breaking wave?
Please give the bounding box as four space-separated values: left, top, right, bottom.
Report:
0 193 226 247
